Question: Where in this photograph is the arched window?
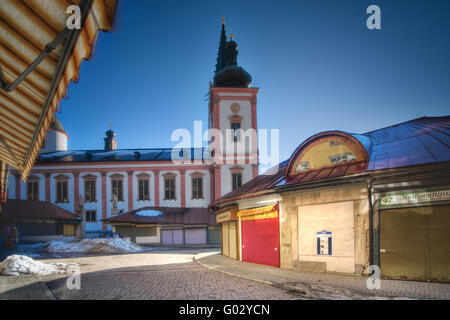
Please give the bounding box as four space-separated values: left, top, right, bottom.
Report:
286 132 369 181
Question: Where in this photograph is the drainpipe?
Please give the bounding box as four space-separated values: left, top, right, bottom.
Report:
367 178 374 267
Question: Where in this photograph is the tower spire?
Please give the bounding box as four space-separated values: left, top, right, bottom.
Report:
215 17 228 74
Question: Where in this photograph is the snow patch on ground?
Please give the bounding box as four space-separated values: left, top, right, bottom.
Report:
41 238 147 254
0 255 77 276
136 210 163 217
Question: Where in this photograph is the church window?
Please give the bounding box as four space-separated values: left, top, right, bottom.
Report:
111 174 124 201
163 173 176 200
137 173 150 201
27 176 40 201
55 175 69 203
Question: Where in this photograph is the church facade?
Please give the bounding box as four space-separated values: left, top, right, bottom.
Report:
7 21 259 245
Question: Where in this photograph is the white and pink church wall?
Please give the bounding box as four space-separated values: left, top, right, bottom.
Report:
6 22 262 241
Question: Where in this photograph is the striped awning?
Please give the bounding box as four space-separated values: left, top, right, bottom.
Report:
0 0 118 189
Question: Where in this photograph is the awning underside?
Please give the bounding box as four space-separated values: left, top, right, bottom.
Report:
0 0 117 188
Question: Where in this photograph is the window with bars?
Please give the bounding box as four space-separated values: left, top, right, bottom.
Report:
84 180 96 202
27 181 39 200
164 177 176 200
232 172 242 190
138 179 150 201
192 177 203 199
111 179 123 201
85 210 97 222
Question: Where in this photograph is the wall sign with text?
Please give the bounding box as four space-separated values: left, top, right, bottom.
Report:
380 189 450 208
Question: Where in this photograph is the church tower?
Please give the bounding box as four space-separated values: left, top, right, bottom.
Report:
209 19 259 200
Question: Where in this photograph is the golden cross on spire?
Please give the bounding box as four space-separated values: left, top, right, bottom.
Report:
229 29 233 41
221 15 225 25
108 122 112 129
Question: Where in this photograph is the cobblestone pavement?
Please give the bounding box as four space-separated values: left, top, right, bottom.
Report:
2 249 449 300
195 252 450 300
1 249 302 300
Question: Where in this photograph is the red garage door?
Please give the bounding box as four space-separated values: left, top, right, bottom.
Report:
241 217 280 267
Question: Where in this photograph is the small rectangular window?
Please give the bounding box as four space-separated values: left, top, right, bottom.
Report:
56 181 68 203
138 179 150 201
27 181 39 201
164 178 176 200
232 173 242 190
85 210 97 222
192 177 203 199
112 179 123 201
231 122 241 142
85 180 96 202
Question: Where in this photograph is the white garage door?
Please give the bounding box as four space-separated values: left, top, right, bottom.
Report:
161 229 184 245
185 228 207 244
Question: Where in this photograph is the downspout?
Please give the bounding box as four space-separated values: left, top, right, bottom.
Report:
367 177 374 267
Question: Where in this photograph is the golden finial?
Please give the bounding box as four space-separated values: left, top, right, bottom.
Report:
221 15 225 25
229 29 233 41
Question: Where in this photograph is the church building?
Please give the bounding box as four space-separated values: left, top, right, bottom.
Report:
6 21 259 246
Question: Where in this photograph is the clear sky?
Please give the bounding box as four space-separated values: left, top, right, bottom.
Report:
57 0 450 165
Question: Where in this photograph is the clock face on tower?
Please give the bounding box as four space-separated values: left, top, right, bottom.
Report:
230 103 241 113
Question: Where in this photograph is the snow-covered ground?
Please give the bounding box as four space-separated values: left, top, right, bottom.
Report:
40 238 147 254
0 255 78 276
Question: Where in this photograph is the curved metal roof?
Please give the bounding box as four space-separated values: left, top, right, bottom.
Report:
213 116 450 206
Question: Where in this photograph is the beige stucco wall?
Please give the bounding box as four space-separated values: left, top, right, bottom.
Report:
280 182 370 274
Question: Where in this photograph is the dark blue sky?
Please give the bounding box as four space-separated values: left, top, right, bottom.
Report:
58 0 450 163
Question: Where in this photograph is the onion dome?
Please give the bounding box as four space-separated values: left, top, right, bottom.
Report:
213 23 252 88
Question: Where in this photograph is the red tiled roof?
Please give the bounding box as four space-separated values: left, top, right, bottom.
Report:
102 207 216 225
1 199 81 221
213 160 288 205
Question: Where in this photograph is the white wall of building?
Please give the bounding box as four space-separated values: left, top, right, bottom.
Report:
159 170 181 207
220 164 253 197
80 172 103 232
50 173 74 213
20 173 45 201
132 171 155 209
185 169 211 208
40 130 68 153
106 172 128 217
219 99 253 154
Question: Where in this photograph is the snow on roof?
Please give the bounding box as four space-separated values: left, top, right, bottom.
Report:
37 148 211 163
136 210 163 217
